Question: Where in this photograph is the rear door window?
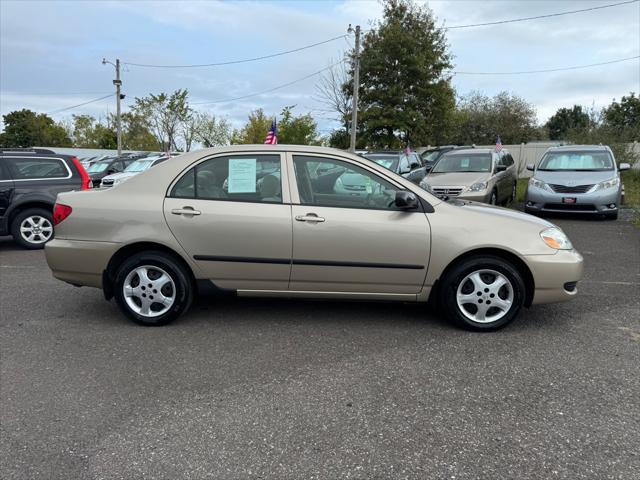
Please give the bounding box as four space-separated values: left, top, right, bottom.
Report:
170 154 282 203
5 156 70 179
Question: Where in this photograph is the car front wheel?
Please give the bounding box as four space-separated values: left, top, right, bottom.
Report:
439 256 526 331
489 190 498 205
11 208 54 249
113 251 193 326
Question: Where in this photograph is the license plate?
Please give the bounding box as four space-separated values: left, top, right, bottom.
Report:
562 197 577 204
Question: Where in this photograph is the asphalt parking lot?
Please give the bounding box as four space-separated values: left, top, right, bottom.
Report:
1 214 639 480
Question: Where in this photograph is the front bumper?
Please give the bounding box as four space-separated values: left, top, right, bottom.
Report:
523 249 584 304
525 185 621 214
45 238 120 288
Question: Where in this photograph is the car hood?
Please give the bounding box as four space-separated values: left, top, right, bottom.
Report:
102 172 131 181
450 199 554 228
340 172 367 186
533 170 616 185
424 171 490 186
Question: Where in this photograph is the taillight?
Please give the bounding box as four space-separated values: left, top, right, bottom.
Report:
71 156 91 190
53 203 72 225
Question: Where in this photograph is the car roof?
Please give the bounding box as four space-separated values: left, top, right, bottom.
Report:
443 148 503 155
546 144 610 152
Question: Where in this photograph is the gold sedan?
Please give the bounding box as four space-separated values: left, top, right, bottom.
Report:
45 145 583 330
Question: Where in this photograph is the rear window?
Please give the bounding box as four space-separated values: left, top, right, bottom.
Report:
5 157 70 179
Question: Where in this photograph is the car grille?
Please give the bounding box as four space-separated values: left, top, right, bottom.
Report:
548 184 595 194
101 179 114 187
544 203 597 211
431 187 464 197
344 185 366 191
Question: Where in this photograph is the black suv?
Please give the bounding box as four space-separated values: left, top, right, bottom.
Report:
0 148 90 249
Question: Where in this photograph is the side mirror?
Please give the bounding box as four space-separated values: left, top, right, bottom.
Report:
496 165 507 172
410 162 420 170
394 191 419 209
107 169 116 175
424 164 433 171
526 163 535 171
619 162 631 171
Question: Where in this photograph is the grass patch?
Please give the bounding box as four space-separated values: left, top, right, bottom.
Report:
516 178 528 203
621 169 640 226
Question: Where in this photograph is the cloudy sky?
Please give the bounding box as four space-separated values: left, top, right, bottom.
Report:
1 0 639 134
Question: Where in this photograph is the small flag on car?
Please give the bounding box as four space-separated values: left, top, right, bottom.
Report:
495 136 502 152
264 119 278 145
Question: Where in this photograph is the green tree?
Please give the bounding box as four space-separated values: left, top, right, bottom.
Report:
0 109 71 147
602 92 640 141
356 0 455 148
131 89 191 150
68 114 117 149
117 112 162 151
231 109 273 144
451 91 538 144
193 111 231 147
546 105 590 140
278 106 319 145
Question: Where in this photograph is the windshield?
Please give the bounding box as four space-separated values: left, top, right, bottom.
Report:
125 159 154 172
87 162 110 173
432 153 492 173
421 150 441 163
364 154 399 172
538 151 614 171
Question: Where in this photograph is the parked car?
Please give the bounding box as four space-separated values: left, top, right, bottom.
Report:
421 145 471 171
365 151 426 183
45 145 583 331
420 148 518 205
524 145 630 219
101 156 170 187
0 149 90 249
86 157 136 188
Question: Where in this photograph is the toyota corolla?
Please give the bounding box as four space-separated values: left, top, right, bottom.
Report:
45 145 583 331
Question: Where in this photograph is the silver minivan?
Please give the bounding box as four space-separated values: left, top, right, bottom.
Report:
524 145 631 219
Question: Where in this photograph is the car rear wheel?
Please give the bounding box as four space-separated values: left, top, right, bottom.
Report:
439 255 526 331
11 208 54 249
113 251 193 326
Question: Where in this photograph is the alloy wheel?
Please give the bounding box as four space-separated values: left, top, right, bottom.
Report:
123 265 176 318
456 269 514 323
19 215 53 244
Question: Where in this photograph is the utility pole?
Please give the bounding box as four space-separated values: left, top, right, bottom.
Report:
348 24 361 153
102 58 123 156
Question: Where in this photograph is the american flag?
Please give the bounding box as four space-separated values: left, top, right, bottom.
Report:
495 135 503 152
264 119 278 145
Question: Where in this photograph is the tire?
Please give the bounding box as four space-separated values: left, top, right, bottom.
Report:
113 251 193 326
489 190 498 206
10 208 54 249
439 255 526 331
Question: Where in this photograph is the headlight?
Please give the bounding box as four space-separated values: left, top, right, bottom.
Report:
529 177 550 191
595 177 619 191
468 182 487 192
540 227 573 250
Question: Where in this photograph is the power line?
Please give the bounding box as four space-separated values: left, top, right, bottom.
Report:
446 0 638 29
5 91 111 96
451 55 639 75
47 94 113 115
192 59 346 105
124 34 347 68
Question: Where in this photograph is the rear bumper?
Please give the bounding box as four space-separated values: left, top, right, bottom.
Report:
523 249 584 304
45 238 120 288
